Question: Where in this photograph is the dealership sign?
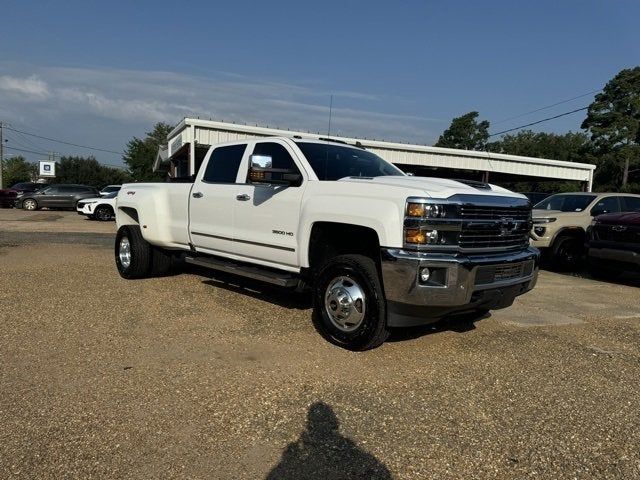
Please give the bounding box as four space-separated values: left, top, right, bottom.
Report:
39 161 56 177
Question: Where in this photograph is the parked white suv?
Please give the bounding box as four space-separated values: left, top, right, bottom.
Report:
114 137 539 350
77 192 117 221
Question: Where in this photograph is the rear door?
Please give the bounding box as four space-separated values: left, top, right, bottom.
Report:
233 140 306 268
38 186 64 208
189 143 249 255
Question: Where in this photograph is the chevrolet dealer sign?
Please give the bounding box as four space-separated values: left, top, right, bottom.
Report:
39 161 56 177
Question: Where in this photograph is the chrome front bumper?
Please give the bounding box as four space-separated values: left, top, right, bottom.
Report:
380 247 540 326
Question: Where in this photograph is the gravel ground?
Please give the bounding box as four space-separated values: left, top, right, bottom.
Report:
1 211 639 479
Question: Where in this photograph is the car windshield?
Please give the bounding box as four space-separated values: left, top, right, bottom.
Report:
534 194 597 212
104 192 118 198
295 142 404 180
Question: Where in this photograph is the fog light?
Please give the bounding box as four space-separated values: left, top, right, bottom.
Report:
533 226 546 237
420 267 430 282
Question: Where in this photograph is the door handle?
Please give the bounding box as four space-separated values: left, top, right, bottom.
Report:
192 192 203 198
236 194 251 201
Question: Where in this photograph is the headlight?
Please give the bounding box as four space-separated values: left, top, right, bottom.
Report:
406 202 445 218
405 229 439 245
533 217 556 224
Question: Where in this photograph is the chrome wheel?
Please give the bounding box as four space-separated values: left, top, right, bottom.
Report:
324 276 366 332
23 199 37 210
119 237 131 269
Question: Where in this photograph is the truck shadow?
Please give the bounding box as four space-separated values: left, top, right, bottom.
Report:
386 310 490 342
266 401 392 480
187 264 312 310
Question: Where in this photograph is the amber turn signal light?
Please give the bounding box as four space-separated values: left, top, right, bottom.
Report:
405 229 426 244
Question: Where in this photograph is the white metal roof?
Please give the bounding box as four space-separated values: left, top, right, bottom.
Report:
166 117 596 188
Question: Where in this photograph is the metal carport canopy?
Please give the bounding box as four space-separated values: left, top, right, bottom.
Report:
167 118 596 190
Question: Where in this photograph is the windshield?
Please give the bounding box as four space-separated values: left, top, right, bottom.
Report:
534 194 597 212
104 191 118 199
295 142 404 180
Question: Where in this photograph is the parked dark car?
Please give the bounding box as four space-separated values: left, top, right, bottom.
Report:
0 188 18 208
587 211 640 278
15 184 100 211
10 182 48 195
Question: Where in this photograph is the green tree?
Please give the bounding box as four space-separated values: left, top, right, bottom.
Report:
581 66 640 187
487 130 596 192
56 156 132 187
435 111 490 150
123 122 173 181
1 156 38 187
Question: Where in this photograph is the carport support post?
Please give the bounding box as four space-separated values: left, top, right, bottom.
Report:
482 171 489 183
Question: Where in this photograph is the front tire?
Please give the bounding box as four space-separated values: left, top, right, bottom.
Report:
551 235 583 271
313 254 389 351
115 225 151 279
94 205 114 221
22 198 38 211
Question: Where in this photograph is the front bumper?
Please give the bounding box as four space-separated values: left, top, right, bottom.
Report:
588 246 640 269
380 247 540 327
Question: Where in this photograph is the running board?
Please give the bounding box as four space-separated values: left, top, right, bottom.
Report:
185 255 299 288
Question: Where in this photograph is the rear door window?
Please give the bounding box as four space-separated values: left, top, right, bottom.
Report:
202 144 247 183
622 196 640 212
590 196 621 216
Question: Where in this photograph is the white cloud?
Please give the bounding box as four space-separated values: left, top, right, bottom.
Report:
0 74 50 98
0 63 447 163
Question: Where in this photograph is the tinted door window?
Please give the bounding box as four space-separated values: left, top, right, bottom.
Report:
202 144 247 183
590 196 621 216
622 196 640 212
42 186 60 195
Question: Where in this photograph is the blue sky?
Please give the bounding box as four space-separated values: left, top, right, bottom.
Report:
0 0 638 166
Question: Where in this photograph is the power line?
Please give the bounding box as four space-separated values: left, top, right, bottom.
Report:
492 89 600 126
488 106 589 138
5 126 124 155
4 145 51 157
3 145 127 169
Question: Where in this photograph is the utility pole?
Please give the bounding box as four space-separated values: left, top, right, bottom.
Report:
0 121 4 188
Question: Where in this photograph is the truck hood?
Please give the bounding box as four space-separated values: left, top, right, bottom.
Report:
338 176 525 199
533 209 584 218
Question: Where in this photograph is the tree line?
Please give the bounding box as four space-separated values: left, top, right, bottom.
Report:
435 66 639 193
2 68 637 193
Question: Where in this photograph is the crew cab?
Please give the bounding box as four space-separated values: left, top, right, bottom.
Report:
115 137 539 350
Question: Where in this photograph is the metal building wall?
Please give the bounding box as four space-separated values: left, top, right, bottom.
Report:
166 118 595 188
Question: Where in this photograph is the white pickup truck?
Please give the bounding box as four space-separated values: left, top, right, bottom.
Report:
115 137 539 350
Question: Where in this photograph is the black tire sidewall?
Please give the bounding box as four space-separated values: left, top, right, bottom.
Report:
552 236 583 270
115 225 151 279
95 206 113 221
313 255 387 350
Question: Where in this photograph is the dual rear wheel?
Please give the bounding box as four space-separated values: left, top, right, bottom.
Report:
115 225 173 279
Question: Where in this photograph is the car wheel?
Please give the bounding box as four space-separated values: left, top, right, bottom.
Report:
22 198 38 211
115 225 151 279
551 235 583 271
313 254 389 351
94 205 114 221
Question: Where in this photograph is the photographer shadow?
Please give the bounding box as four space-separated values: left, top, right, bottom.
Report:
266 402 392 480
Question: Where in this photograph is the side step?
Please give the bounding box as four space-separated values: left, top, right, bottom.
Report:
185 255 299 288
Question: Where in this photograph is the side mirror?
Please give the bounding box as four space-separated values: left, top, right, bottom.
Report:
249 155 302 186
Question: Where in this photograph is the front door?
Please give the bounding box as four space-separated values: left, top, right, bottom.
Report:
189 143 249 255
233 140 306 268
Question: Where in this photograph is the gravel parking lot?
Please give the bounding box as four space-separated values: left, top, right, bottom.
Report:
1 209 639 479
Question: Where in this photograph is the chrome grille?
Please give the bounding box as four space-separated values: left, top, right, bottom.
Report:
459 205 531 220
459 225 530 250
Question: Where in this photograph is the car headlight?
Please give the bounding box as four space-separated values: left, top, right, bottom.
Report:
533 217 556 224
406 202 445 218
